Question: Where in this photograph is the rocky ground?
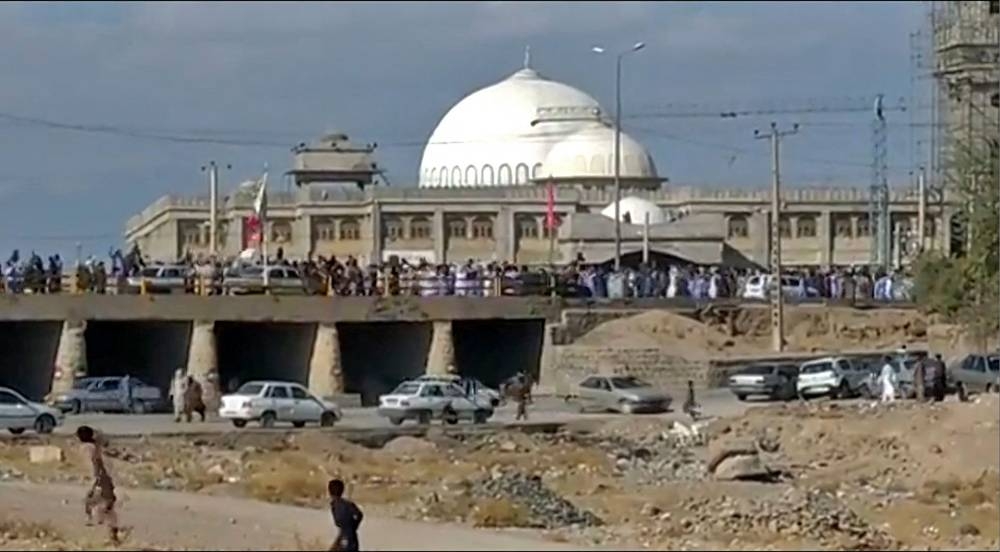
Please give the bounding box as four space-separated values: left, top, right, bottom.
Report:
1 393 997 550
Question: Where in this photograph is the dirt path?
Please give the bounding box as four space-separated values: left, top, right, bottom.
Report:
0 482 592 551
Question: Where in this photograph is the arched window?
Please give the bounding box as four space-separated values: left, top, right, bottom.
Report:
429 168 437 187
855 215 870 237
315 219 336 242
778 217 792 239
481 165 495 186
451 167 462 187
339 218 360 240
726 215 749 239
384 218 403 241
517 216 539 239
440 166 449 187
410 216 432 240
515 163 530 184
448 218 467 239
532 163 543 179
471 216 494 239
270 221 293 244
833 215 853 238
498 164 512 185
796 215 817 238
465 166 477 187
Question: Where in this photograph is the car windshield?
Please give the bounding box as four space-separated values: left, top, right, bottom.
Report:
989 357 1000 372
609 376 650 389
73 379 94 389
739 365 775 376
801 362 834 374
392 383 421 395
139 267 160 277
235 383 265 395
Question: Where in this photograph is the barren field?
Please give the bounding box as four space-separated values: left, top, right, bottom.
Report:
2 393 997 550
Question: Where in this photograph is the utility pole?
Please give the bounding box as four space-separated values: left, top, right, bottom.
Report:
200 161 231 258
917 166 927 253
754 122 799 353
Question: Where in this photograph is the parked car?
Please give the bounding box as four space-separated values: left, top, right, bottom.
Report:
125 264 192 294
571 375 672 414
728 363 800 401
50 376 163 414
796 356 868 398
949 353 1000 393
221 266 308 295
742 274 819 301
377 380 494 426
219 381 341 428
413 374 502 407
0 386 64 435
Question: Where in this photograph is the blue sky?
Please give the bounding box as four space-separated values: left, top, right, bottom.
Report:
0 1 928 260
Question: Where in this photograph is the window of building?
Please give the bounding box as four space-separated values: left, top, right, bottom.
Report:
270 221 292 244
498 164 512 185
924 216 936 238
339 218 360 240
517 217 539 239
451 166 462 187
315 221 336 242
515 163 530 184
440 166 449 187
464 166 478 187
542 217 560 239
532 163 543 179
481 165 495 186
409 216 432 240
796 215 817 238
428 168 437 186
471 216 494 239
384 218 403 241
448 218 467 239
778 218 792 238
856 215 870 237
726 215 749 238
991 0 999 15
183 227 201 246
834 215 853 238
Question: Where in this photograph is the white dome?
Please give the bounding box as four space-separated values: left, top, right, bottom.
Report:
418 67 603 188
600 196 667 225
540 123 658 180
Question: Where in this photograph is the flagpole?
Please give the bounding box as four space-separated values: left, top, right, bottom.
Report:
260 165 270 292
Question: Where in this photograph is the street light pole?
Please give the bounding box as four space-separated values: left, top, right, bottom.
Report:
593 42 645 271
201 161 231 258
755 122 799 353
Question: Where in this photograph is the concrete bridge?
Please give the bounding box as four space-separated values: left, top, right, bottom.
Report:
0 295 915 407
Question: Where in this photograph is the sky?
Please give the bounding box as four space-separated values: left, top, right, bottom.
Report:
0 1 929 260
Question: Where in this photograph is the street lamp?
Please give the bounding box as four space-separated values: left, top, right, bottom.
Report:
592 41 645 271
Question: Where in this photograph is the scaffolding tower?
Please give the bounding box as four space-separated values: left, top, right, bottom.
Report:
871 95 892 269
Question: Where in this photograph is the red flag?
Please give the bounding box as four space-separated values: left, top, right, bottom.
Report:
545 181 557 230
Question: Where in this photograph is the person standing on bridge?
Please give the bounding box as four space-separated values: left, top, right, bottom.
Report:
77 425 122 545
328 478 363 551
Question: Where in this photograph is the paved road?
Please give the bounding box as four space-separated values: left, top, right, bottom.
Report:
35 388 747 438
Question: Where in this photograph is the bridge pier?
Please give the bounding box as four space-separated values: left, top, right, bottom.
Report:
308 323 345 399
50 320 87 397
425 321 456 375
186 320 220 411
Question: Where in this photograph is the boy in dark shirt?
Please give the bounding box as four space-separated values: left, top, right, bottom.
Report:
328 478 363 551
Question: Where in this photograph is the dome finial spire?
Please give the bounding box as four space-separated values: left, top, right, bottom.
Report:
523 45 531 70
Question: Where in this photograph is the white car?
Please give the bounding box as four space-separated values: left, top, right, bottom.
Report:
218 381 342 429
796 357 868 398
742 275 819 301
377 380 494 426
126 264 192 294
413 374 502 407
0 387 64 435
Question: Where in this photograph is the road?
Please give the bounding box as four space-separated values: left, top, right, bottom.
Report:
37 388 748 438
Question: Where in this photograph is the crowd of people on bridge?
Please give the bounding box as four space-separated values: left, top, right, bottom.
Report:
0 245 913 302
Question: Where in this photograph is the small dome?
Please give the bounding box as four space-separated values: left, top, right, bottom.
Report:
600 196 667 225
541 123 658 180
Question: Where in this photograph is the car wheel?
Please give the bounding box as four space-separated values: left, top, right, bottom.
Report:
292 421 306 428
259 411 277 428
232 419 247 428
34 415 55 435
8 428 25 435
473 410 489 424
320 412 337 427
70 400 82 415
835 381 851 399
417 411 431 425
619 401 635 415
859 384 873 399
388 417 404 426
986 383 995 394
131 401 147 415
736 394 748 402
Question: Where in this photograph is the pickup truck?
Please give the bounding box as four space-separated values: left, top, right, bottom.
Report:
50 376 163 414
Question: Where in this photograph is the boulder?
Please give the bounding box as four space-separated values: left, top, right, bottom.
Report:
382 436 437 455
712 453 770 481
29 446 64 464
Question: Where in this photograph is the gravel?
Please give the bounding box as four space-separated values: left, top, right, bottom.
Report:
470 469 603 529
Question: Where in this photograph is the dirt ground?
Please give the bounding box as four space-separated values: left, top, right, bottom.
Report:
1 393 997 551
575 307 930 357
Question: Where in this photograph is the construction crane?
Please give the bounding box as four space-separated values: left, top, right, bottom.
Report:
626 95 906 268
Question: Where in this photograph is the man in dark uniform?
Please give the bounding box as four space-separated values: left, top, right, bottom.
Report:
328 478 363 551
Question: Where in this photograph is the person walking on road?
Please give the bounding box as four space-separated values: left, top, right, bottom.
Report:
682 380 701 421
930 354 947 402
76 425 122 545
183 375 206 423
170 369 187 422
878 356 897 403
328 478 363 551
913 355 927 401
514 380 529 421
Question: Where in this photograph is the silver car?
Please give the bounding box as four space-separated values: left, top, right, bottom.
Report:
125 265 192 294
573 375 672 414
222 266 308 295
728 363 799 401
50 376 163 414
949 353 1000 393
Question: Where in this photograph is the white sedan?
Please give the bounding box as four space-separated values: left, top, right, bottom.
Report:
377 380 494 426
0 386 64 435
218 381 342 429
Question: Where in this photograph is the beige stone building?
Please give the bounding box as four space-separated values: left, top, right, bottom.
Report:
125 63 964 269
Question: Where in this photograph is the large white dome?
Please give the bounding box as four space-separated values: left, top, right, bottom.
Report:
419 66 604 188
540 123 658 180
600 196 667 225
